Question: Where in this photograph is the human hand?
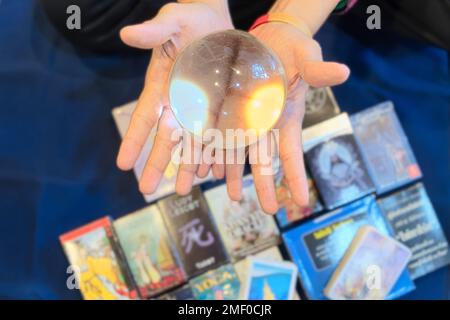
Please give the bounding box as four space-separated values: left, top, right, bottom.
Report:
221 22 350 214
116 1 233 195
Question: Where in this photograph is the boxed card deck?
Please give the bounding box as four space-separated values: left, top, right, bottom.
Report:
378 183 450 279
114 205 185 298
351 101 422 194
60 217 137 300
302 113 374 210
282 196 415 300
204 174 280 262
158 187 228 277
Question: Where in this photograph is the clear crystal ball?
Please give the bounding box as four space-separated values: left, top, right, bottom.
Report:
169 30 286 149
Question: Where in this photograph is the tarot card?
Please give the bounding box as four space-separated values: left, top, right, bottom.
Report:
112 101 213 202
113 205 185 298
204 175 280 262
234 247 300 300
274 166 323 228
233 247 283 291
303 87 341 128
157 285 195 300
190 264 241 300
378 183 450 279
60 217 137 300
351 101 422 194
324 225 411 300
158 187 228 277
282 195 415 300
303 113 375 210
243 259 297 300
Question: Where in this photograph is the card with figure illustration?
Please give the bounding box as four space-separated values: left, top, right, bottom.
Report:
60 217 137 300
243 259 297 300
158 187 228 277
351 101 422 194
113 205 185 298
190 264 241 300
274 166 323 228
303 113 374 210
324 225 411 300
204 175 280 262
112 101 213 202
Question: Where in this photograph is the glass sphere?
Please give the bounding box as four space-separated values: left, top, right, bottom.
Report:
168 30 286 149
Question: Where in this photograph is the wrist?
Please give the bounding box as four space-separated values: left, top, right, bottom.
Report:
269 0 340 35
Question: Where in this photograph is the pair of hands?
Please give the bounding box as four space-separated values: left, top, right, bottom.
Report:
116 1 350 214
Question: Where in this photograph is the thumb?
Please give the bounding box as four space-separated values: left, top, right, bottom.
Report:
301 61 350 88
120 8 180 49
295 39 350 88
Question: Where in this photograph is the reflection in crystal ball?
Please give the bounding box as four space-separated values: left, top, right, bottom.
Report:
168 30 287 149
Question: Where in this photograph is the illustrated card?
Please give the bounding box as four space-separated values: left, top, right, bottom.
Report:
243 259 298 300
324 225 411 300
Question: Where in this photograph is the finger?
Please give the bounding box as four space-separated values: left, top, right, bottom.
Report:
139 108 180 194
196 160 211 179
302 61 350 88
295 39 350 88
279 109 309 207
249 133 278 214
196 145 215 178
116 49 170 170
212 149 225 179
120 3 181 49
225 148 246 201
176 134 202 195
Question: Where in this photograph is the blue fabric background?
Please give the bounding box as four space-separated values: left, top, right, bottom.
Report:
0 1 448 299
